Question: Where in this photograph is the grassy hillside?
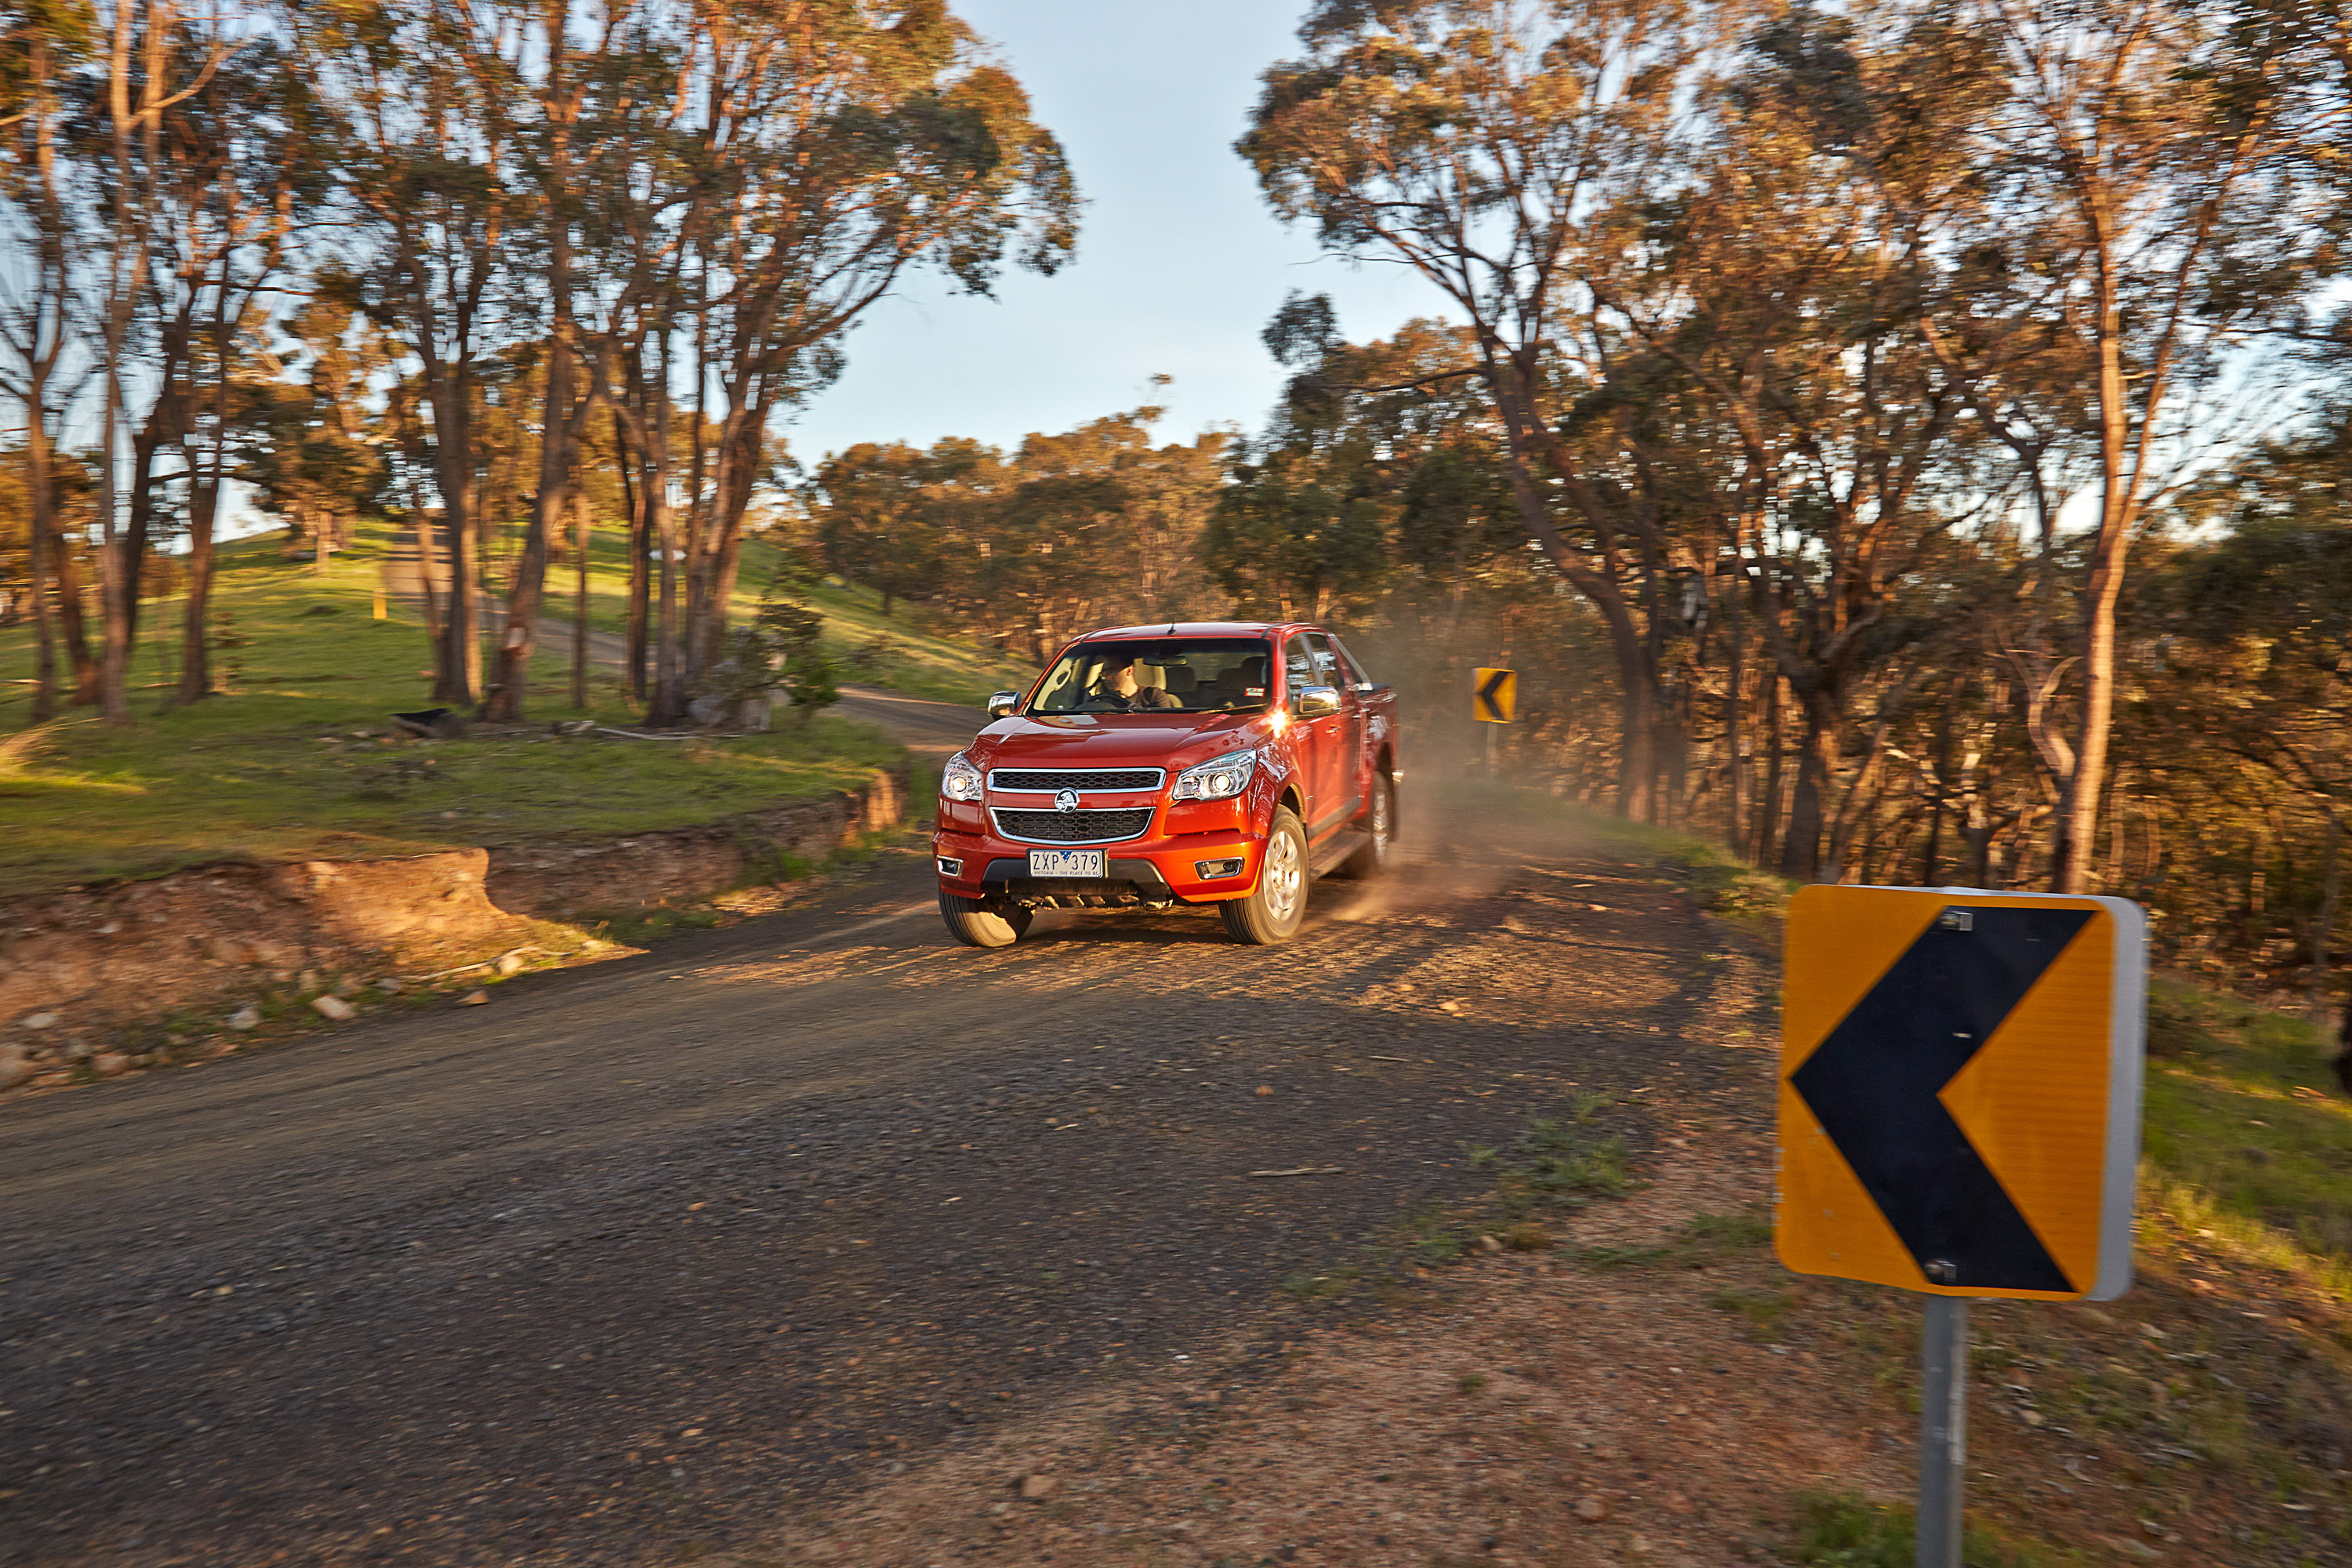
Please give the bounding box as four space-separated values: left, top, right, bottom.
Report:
0 526 913 894
2142 978 2352 1285
557 522 1034 706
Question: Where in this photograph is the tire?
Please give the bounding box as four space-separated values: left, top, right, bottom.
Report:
1221 807 1309 946
939 891 1032 949
1335 771 1396 880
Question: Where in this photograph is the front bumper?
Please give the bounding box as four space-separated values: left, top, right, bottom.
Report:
933 797 1263 907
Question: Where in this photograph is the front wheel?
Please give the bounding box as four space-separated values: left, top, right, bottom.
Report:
1221 808 1308 946
939 891 1032 949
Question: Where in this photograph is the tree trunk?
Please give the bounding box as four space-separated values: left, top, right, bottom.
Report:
411 506 445 681
94 0 136 728
122 412 167 649
1780 690 1837 882
96 383 132 724
2312 809 2339 1025
429 377 481 706
1726 572 1745 856
1756 671 1784 867
572 490 590 710
617 409 649 702
27 471 58 723
1920 681 1957 884
692 417 763 676
2056 510 2129 894
650 478 682 724
486 11 579 724
487 472 558 720
176 455 220 703
26 405 64 720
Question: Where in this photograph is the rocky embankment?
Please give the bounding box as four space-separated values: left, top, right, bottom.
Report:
0 765 906 1093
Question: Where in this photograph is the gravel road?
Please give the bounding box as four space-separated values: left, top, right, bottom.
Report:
0 799 1740 1566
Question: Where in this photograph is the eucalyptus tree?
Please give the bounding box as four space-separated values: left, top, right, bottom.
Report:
1926 0 2346 891
1209 314 1489 629
296 0 524 706
811 438 966 621
2156 409 2352 1011
0 0 94 717
1602 5 2002 877
1239 0 1736 818
78 0 238 723
481 0 674 720
136 34 321 702
655 0 1077 724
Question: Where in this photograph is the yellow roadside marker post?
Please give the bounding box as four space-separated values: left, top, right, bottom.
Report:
1472 666 1515 776
1777 886 2146 1568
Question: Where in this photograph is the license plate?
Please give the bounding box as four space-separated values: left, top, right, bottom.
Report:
1029 848 1104 877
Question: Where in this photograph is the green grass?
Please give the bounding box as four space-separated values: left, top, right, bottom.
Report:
546 521 1034 706
2140 978 2352 1288
1785 1490 2064 1567
0 527 907 894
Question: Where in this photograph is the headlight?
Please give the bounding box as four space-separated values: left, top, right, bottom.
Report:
942 751 984 803
1172 748 1258 802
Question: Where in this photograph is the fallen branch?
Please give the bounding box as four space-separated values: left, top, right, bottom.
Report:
594 726 695 742
405 945 546 984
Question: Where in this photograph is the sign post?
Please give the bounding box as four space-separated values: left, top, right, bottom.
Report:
1776 887 2145 1566
1917 1295 1968 1568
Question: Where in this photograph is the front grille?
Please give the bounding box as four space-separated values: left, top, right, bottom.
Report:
992 807 1155 844
989 768 1164 793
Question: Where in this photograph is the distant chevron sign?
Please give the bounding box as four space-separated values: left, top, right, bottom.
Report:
1472 667 1515 724
1776 887 2147 1301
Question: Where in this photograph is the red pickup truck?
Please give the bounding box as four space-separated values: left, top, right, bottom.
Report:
931 622 1400 946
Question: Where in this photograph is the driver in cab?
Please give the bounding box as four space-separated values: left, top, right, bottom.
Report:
1084 656 1181 713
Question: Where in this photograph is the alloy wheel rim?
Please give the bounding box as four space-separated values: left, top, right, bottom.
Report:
1372 780 1391 860
1266 831 1302 920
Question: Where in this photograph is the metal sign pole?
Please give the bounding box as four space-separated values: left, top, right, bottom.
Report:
1916 1294 1969 1568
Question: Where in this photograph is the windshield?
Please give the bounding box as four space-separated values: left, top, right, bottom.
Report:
1028 638 1274 715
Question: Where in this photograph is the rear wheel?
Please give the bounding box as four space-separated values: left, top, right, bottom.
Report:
1336 771 1396 879
1221 807 1308 946
939 891 1032 949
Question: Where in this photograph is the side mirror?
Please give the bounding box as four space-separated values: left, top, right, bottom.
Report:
985 690 1021 718
1294 684 1342 719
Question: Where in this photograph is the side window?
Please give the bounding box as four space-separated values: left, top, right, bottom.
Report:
1327 635 1371 688
1304 633 1345 690
1283 636 1316 711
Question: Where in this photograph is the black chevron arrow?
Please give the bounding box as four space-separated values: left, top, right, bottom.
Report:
1789 905 2095 1293
1475 668 1512 721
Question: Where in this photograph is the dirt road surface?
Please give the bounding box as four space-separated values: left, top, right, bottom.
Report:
0 789 1766 1566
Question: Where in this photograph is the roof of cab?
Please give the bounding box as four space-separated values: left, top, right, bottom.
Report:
1079 622 1287 641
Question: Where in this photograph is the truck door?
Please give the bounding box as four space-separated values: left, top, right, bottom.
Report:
1284 633 1347 840
1304 633 1362 827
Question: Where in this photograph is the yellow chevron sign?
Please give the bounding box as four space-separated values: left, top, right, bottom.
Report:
1472 667 1515 724
1777 886 2146 1301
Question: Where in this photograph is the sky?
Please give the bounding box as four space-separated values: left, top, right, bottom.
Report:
777 1 1460 465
